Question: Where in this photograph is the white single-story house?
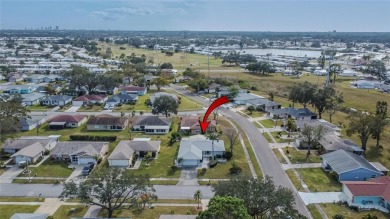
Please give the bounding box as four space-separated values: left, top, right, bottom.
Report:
72 95 107 106
177 138 225 167
11 142 45 164
2 136 58 154
133 116 171 134
86 114 129 131
108 139 161 167
21 93 46 106
48 115 88 129
339 69 358 77
350 80 381 89
51 141 109 164
19 115 46 131
40 95 72 106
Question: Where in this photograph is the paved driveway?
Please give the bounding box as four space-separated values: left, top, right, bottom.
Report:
299 192 344 205
0 166 23 183
177 168 198 186
65 165 84 182
65 106 81 112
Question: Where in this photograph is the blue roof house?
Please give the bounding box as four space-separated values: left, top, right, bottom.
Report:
321 149 383 181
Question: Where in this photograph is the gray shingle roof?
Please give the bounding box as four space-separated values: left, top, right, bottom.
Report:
11 142 45 158
21 93 46 101
178 139 225 160
2 138 52 150
41 95 72 102
108 140 161 160
320 135 363 152
52 141 108 157
134 116 171 126
321 149 381 174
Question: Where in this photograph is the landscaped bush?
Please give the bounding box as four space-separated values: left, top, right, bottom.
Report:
209 160 218 168
44 150 50 155
229 166 242 175
224 151 233 160
97 157 102 164
69 135 117 141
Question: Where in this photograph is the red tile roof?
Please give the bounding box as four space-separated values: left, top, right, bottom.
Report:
122 86 146 92
48 115 87 123
73 95 107 102
342 176 390 202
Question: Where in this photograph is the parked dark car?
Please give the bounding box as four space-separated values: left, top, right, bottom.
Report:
81 162 95 176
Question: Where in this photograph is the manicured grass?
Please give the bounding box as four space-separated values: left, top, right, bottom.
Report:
113 103 136 112
152 199 197 204
286 169 304 192
77 104 103 112
52 205 89 219
285 147 322 164
272 148 287 164
270 131 295 143
128 118 181 178
263 133 274 143
0 205 40 219
259 119 275 128
299 168 341 192
163 89 203 111
12 178 63 184
307 204 322 219
320 203 390 219
197 119 251 179
99 206 200 218
0 197 44 202
229 119 263 177
27 105 55 112
133 92 153 112
57 104 72 112
150 180 179 185
252 121 263 128
197 180 218 186
18 159 73 178
244 110 264 118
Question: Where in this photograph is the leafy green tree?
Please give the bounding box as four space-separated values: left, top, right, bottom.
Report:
194 190 203 209
288 82 316 108
222 51 240 66
362 213 378 219
333 214 345 219
329 64 341 84
182 68 203 78
286 118 297 137
0 95 30 142
213 176 305 219
153 78 170 91
300 125 328 155
346 111 376 151
61 65 103 94
151 95 179 117
160 62 173 69
364 60 387 81
188 78 209 93
247 105 255 115
44 85 57 95
326 90 344 123
60 168 154 218
312 86 337 119
372 101 389 149
197 196 251 219
229 85 240 98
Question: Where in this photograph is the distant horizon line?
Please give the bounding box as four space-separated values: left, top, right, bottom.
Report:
1 29 390 33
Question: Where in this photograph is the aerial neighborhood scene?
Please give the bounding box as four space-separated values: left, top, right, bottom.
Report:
1 0 390 219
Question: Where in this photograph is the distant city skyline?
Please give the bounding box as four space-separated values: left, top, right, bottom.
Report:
1 0 389 32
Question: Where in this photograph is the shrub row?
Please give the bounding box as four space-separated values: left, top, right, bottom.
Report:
69 135 117 141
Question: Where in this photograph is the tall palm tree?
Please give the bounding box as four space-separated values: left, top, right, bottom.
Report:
207 132 220 160
194 190 203 209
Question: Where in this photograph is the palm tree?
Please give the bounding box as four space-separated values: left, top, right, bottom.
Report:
193 190 203 209
207 132 220 160
286 118 297 137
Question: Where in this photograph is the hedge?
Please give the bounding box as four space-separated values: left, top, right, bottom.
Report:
69 135 117 141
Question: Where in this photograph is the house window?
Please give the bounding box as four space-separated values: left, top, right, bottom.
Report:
371 175 376 178
145 129 154 133
356 174 358 178
72 156 78 162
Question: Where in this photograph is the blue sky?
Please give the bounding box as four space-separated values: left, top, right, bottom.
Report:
1 0 389 32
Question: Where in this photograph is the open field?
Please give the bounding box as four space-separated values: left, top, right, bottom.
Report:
299 168 341 192
52 205 89 219
0 205 40 219
98 42 240 71
320 203 390 219
98 206 200 219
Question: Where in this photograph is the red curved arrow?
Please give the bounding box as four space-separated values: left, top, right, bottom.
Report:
199 96 231 134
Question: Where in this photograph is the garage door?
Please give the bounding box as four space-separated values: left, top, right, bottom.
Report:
109 159 130 167
78 157 96 165
72 101 83 106
181 159 199 167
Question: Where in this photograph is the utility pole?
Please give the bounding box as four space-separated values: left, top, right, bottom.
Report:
208 45 210 78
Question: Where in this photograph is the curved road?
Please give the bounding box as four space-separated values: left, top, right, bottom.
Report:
168 84 311 218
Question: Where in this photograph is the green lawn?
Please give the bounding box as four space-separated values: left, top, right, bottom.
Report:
252 121 263 128
244 110 264 118
197 119 252 179
299 168 341 192
320 203 390 219
27 105 55 112
286 169 304 192
133 92 153 112
77 104 103 112
150 180 179 185
98 206 200 219
128 118 181 178
259 119 275 128
163 89 203 111
285 147 322 164
307 204 322 219
12 178 63 184
0 205 40 219
0 197 44 202
52 205 89 219
272 148 287 164
263 133 274 143
270 131 295 143
113 103 136 112
18 159 73 178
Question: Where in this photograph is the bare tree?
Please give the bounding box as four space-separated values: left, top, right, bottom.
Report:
224 128 240 155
